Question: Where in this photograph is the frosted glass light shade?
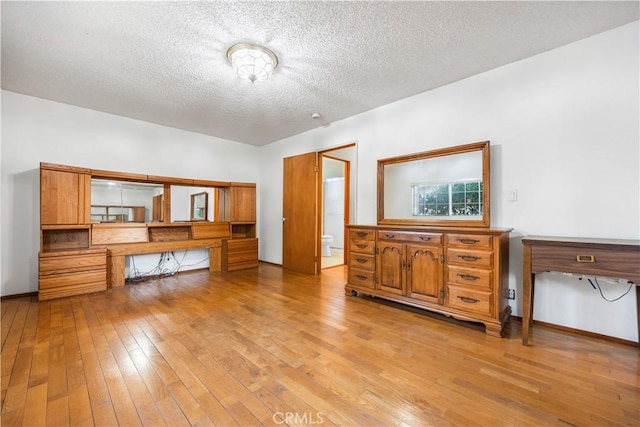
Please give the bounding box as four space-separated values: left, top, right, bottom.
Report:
227 43 278 83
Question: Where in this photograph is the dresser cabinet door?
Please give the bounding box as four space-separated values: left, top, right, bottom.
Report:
407 244 443 304
376 241 406 295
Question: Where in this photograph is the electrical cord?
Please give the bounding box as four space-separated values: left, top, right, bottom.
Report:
126 250 208 283
587 277 634 302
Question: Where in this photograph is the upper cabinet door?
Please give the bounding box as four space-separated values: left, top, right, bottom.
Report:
230 186 256 223
41 168 90 225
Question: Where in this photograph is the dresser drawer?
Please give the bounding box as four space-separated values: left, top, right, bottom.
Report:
348 268 375 289
446 265 492 288
227 250 258 265
39 252 106 275
447 248 493 268
39 271 106 290
377 231 443 245
349 253 375 271
446 285 492 316
349 229 375 241
446 234 493 250
225 238 258 252
349 239 376 254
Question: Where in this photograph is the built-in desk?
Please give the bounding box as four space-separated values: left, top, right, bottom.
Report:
522 236 640 347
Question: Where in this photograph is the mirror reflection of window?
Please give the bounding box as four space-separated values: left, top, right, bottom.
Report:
412 180 483 217
382 147 484 221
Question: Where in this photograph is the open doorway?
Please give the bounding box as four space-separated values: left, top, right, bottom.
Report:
319 143 356 270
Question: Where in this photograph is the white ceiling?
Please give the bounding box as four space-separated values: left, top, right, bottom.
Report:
2 1 638 146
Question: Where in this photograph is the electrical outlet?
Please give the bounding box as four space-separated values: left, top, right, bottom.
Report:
507 289 516 300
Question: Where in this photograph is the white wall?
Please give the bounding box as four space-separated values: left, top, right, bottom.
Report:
258 22 640 340
1 92 261 296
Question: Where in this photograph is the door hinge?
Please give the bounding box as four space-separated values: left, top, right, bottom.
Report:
441 254 446 263
440 290 446 298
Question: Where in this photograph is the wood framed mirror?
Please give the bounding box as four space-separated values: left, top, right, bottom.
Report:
377 141 490 227
190 192 208 221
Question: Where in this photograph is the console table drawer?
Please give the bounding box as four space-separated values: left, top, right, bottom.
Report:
531 244 640 278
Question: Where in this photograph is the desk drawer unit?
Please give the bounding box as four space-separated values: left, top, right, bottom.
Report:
38 248 107 301
223 238 258 271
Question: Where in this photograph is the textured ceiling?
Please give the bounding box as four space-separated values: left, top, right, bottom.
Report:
2 1 638 146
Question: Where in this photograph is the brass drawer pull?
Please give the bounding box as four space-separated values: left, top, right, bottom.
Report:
356 244 368 249
356 258 368 264
457 296 480 304
459 238 480 244
356 231 368 237
458 274 480 281
576 255 595 263
355 275 368 280
459 255 480 261
420 236 431 241
385 234 395 238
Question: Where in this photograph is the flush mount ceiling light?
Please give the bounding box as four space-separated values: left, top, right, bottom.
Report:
226 43 278 83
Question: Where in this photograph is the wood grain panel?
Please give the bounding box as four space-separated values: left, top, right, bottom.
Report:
92 226 148 245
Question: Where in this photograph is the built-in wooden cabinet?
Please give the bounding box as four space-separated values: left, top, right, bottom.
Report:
346 225 511 337
41 165 91 225
38 162 258 301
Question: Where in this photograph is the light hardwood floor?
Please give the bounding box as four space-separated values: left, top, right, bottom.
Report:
2 263 638 426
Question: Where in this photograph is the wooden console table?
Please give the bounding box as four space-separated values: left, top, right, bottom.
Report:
522 236 640 346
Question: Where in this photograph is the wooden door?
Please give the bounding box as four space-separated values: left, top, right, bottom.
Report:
407 244 444 304
283 152 318 274
376 241 406 295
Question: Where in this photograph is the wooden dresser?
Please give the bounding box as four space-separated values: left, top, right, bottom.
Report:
345 225 512 337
